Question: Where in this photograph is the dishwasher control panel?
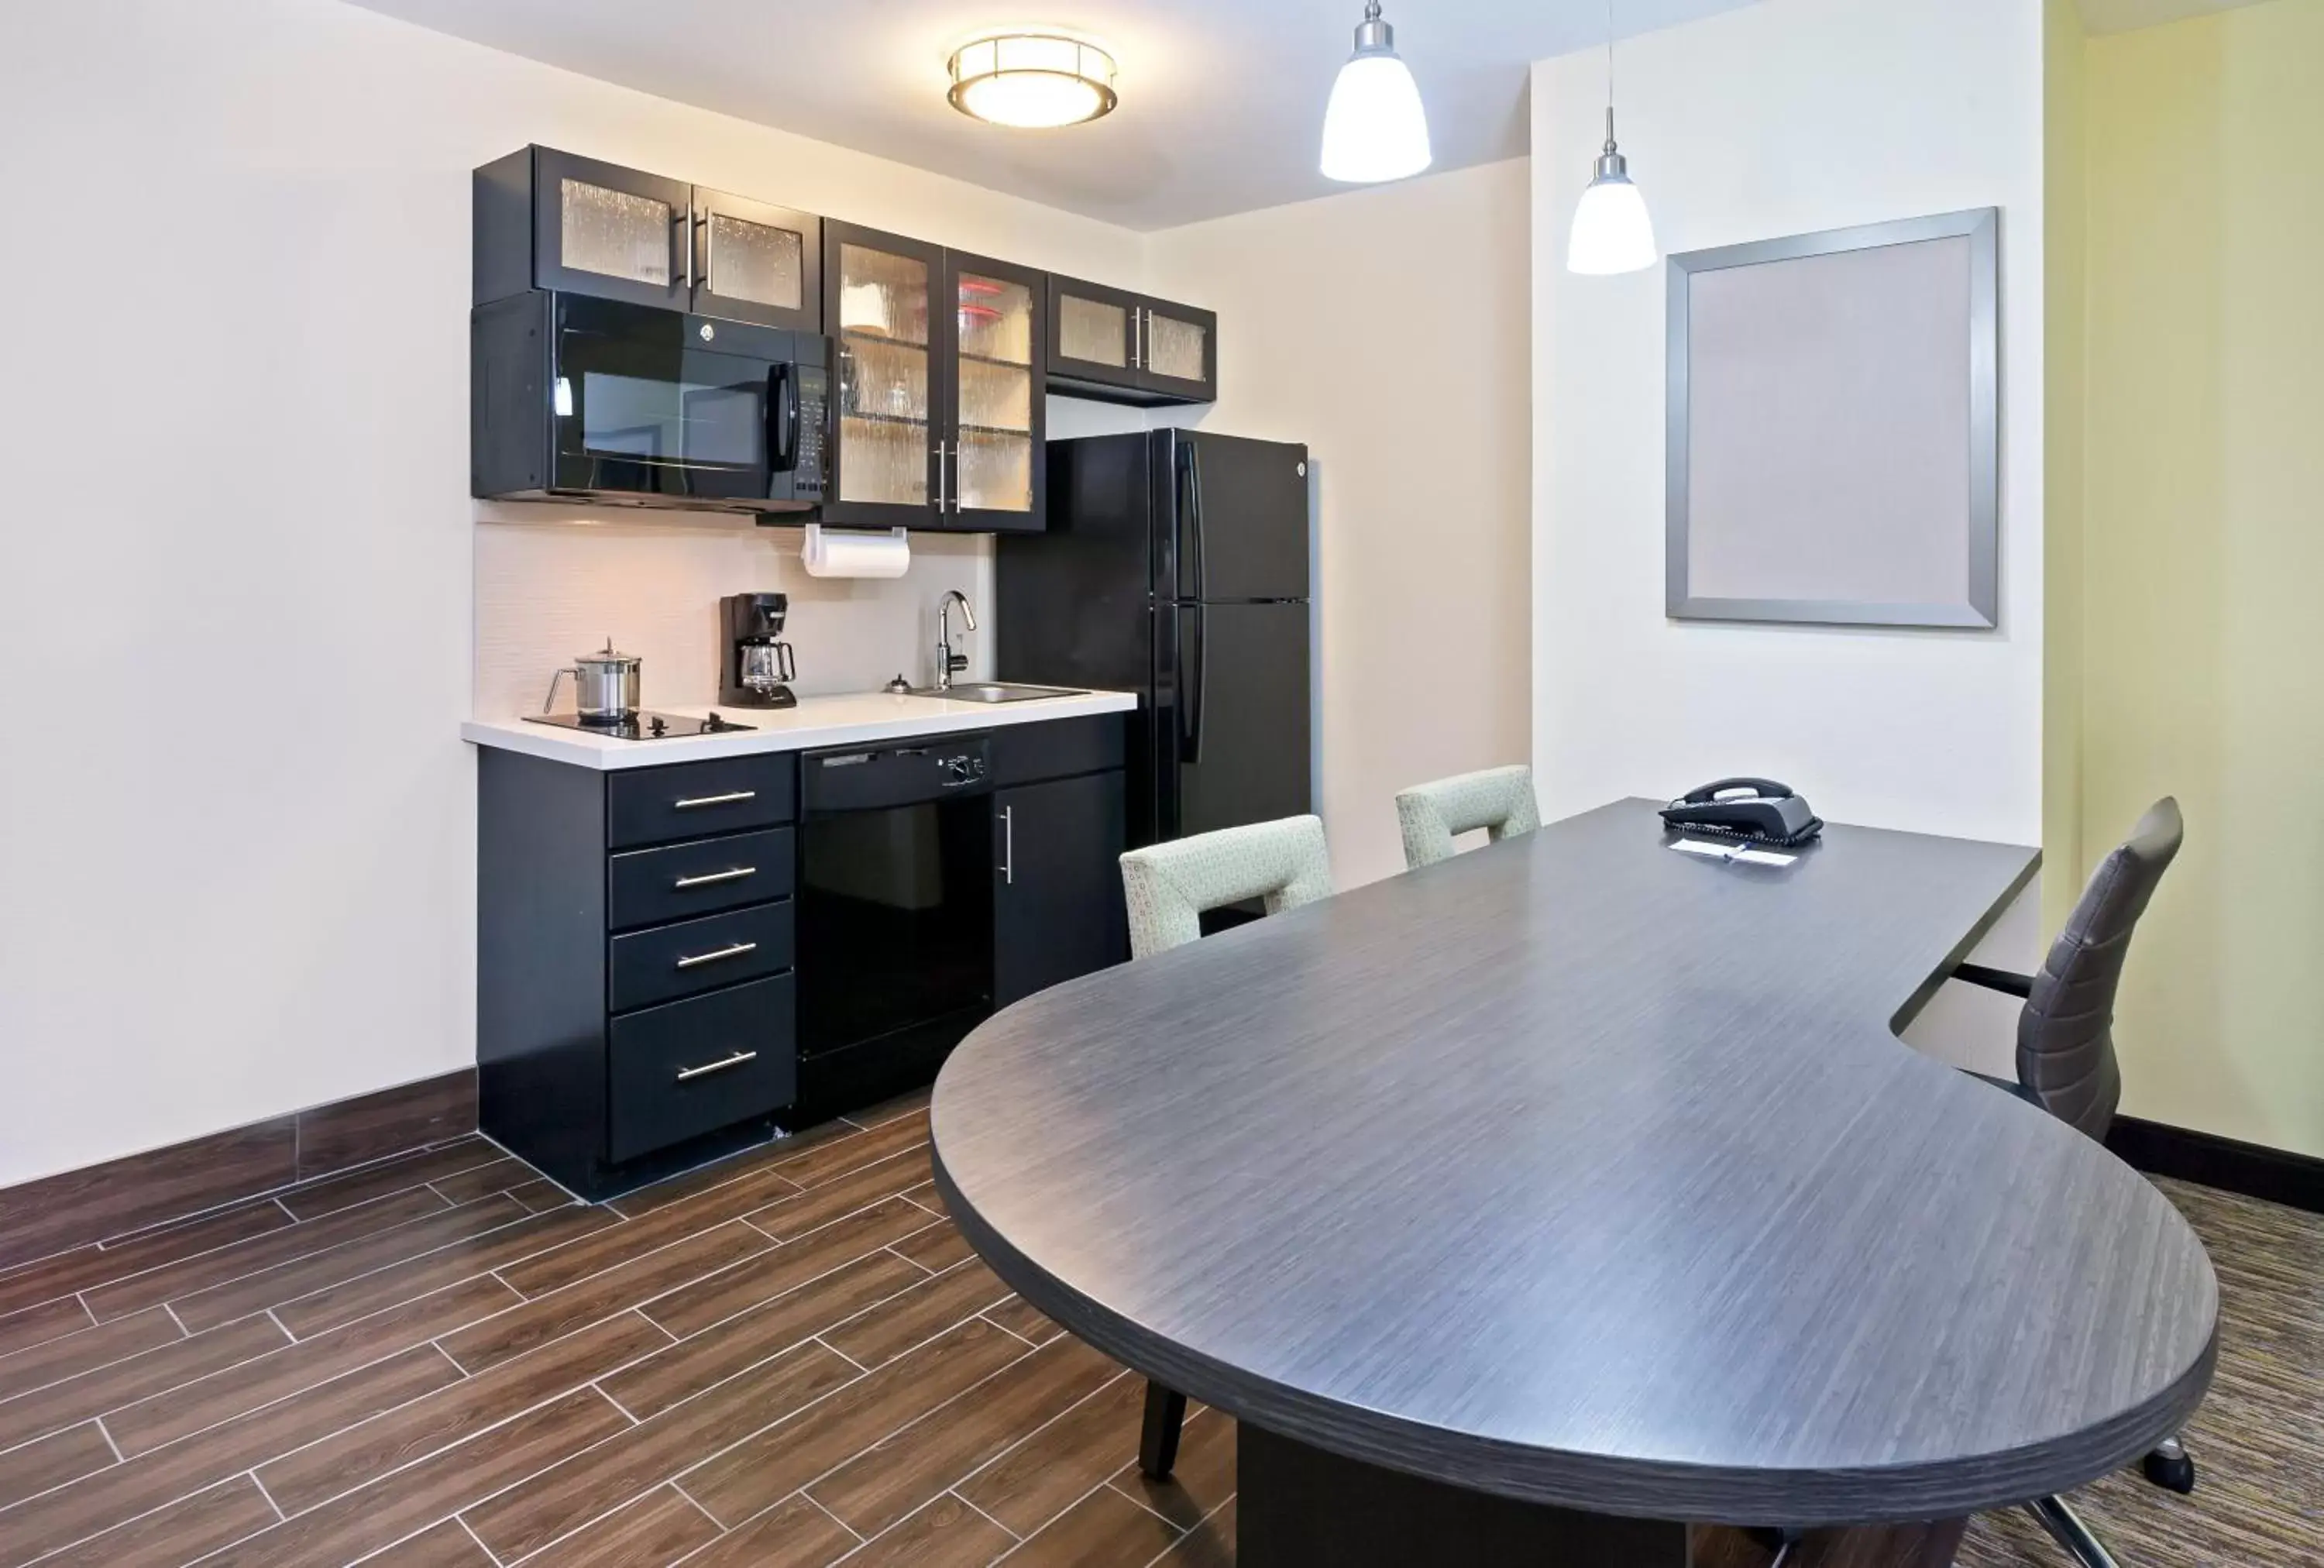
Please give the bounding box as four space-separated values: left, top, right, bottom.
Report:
803 736 992 812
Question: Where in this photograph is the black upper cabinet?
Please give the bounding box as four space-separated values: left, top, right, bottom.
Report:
689 186 823 333
821 224 1050 532
822 222 945 529
1046 275 1217 407
475 147 822 333
1136 297 1218 403
1044 276 1142 398
993 770 1129 1009
946 250 1047 534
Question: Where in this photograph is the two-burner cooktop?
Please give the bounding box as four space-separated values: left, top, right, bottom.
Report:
524 710 756 741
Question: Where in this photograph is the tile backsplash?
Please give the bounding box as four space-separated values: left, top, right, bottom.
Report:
473 507 992 718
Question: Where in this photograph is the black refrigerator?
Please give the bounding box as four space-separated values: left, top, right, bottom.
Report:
997 429 1312 848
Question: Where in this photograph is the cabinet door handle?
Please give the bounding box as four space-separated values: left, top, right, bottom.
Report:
1131 306 1142 369
675 940 758 970
672 865 756 889
676 1050 758 1082
1000 805 1014 885
673 789 755 810
935 441 948 511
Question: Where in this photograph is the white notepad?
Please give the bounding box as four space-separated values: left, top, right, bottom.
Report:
1670 838 1799 868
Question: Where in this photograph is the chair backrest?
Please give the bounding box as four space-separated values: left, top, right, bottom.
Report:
1119 816 1333 960
1394 765 1542 870
2019 797 2182 1142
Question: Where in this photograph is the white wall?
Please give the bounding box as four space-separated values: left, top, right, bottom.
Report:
473 518 992 718
472 381 1148 719
0 0 1150 1186
1147 160 1535 889
1532 0 2047 843
1530 0 2051 1069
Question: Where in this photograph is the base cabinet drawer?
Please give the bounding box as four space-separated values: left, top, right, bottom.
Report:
609 900 794 1013
607 975 796 1164
608 754 796 850
610 827 796 930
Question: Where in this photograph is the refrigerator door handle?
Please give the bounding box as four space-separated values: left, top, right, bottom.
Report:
1174 435 1211 603
1181 603 1206 765
1188 438 1208 603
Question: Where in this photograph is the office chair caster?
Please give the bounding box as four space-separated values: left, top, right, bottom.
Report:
2140 1436 2195 1494
1744 1526 1803 1564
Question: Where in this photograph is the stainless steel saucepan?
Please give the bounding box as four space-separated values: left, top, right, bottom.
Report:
544 640 643 722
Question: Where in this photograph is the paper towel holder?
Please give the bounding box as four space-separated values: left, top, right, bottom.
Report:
800 523 913 580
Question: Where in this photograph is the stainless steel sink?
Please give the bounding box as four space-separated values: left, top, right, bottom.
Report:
899 682 1088 703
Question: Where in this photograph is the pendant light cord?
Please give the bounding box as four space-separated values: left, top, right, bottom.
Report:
1604 0 1618 153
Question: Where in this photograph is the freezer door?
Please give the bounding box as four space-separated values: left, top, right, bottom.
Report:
995 433 1155 693
1165 432 1311 603
1163 601 1313 841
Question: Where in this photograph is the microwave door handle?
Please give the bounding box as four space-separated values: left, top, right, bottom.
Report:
767 362 799 474
783 363 802 472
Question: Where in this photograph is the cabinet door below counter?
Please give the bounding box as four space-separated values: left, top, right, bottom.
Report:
993 771 1128 1009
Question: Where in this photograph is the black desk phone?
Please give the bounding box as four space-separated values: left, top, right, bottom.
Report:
1659 779 1824 847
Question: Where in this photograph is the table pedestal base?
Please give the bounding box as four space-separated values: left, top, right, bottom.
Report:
1236 1424 1965 1568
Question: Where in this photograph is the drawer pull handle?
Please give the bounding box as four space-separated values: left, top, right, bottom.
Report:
674 789 757 810
673 865 756 889
676 1050 758 1082
675 940 758 970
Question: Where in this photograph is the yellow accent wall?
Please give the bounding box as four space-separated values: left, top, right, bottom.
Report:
2074 0 2324 1156
2044 0 2087 939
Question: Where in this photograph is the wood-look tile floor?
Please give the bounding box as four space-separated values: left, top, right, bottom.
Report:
0 1095 2312 1568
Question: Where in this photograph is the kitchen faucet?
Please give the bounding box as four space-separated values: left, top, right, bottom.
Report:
936 590 977 692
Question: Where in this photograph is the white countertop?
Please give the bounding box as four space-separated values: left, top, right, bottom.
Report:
462 688 1139 770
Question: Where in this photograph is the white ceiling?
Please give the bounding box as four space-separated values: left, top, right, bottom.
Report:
2077 0 2275 33
348 0 1752 231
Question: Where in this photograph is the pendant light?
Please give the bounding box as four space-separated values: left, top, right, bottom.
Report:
1320 2 1431 184
1567 0 1657 275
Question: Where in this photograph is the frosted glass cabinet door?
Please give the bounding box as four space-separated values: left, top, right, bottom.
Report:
690 187 821 332
822 221 944 525
1139 303 1215 399
947 251 1046 531
531 149 691 311
1045 276 1142 396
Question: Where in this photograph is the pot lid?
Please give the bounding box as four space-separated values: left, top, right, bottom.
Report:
574 638 641 669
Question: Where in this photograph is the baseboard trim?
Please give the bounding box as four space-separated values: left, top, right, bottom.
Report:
0 1068 477 1270
2107 1114 2324 1215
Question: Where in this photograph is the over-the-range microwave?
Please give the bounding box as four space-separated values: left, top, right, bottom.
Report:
471 291 828 515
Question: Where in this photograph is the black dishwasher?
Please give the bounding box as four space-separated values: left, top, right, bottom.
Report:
795 736 994 1121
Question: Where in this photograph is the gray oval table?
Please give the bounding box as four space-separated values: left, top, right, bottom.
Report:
930 800 2217 1566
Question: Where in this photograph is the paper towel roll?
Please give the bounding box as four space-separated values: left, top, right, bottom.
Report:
801 524 911 579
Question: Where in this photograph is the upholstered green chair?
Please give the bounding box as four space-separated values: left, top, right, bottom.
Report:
1119 814 1334 960
1116 813 1334 1477
1394 765 1541 870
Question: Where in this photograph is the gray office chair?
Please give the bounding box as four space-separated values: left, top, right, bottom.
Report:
1394 765 1542 869
1117 817 1335 1477
1954 796 2189 1568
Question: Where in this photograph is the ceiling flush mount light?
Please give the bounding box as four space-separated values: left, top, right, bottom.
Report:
1568 0 1657 275
1320 2 1431 184
947 33 1118 129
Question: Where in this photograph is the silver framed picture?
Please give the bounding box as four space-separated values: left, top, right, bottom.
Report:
1666 207 1999 629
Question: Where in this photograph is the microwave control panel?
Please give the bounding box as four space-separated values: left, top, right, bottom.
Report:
794 365 828 500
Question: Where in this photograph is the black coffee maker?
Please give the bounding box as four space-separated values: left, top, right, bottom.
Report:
720 593 798 708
